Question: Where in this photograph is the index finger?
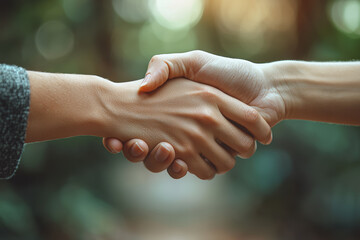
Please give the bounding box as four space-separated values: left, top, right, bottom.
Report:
139 52 197 92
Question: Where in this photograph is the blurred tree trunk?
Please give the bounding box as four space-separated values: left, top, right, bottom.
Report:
93 0 117 80
292 0 328 59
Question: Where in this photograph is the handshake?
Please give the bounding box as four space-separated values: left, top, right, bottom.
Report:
26 51 360 180
101 51 277 180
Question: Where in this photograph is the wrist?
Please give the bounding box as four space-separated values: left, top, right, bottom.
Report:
259 61 298 121
261 61 360 124
96 80 141 140
26 72 113 142
79 75 116 137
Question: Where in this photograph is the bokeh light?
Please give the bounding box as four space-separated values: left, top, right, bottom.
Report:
35 21 74 60
112 0 150 23
213 0 297 57
240 150 292 195
110 162 229 214
2 0 360 239
62 0 93 22
329 0 360 37
303 165 360 227
138 22 198 58
149 0 204 30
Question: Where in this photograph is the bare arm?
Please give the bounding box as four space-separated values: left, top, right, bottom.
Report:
26 71 187 179
262 61 360 125
26 71 108 142
140 51 360 126
26 71 270 179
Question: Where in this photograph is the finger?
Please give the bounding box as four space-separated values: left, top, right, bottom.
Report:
217 140 238 158
184 153 216 180
215 118 257 159
139 51 204 92
216 91 272 145
199 140 236 174
143 142 176 173
103 137 123 154
167 159 188 179
123 139 149 163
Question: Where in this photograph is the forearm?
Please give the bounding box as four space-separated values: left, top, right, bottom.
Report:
26 71 111 142
262 61 360 125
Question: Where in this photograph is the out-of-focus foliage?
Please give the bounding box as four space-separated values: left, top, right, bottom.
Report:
1 0 360 239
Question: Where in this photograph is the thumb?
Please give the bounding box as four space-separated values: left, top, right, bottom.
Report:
139 51 201 92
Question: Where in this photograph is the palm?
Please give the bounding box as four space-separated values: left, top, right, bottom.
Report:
194 56 285 126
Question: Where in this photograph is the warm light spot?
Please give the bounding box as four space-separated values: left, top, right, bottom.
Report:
329 0 360 36
149 0 204 30
212 0 297 56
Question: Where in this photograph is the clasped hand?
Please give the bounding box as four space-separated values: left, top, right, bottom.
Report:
103 51 277 180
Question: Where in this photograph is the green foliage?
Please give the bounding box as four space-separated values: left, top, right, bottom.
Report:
1 0 360 239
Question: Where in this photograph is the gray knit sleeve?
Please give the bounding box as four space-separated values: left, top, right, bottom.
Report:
0 64 30 179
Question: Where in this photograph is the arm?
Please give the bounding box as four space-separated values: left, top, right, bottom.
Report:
26 71 107 142
262 61 360 125
26 71 270 179
26 71 187 178
140 51 360 126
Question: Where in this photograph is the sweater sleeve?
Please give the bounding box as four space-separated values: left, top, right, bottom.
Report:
0 64 30 179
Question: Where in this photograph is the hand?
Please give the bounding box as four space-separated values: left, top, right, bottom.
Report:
101 78 271 179
25 70 188 179
140 50 286 127
25 71 270 180
102 137 188 179
104 51 279 179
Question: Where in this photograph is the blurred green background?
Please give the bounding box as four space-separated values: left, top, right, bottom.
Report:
1 0 360 239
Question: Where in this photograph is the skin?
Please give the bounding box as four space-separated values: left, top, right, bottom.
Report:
139 51 360 125
105 50 360 176
26 72 271 180
26 72 186 177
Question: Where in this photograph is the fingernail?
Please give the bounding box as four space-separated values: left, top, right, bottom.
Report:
106 143 117 154
130 142 144 157
266 132 273 145
141 74 151 87
172 160 182 173
155 144 170 162
108 146 117 154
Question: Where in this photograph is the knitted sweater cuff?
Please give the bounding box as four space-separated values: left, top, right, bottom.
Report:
0 64 30 179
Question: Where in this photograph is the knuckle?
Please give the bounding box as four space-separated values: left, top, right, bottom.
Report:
178 144 195 157
198 87 219 102
190 50 205 58
241 150 255 159
240 151 255 159
123 152 138 163
260 129 272 144
197 170 215 180
216 158 236 174
240 140 257 159
195 108 220 127
187 127 207 143
150 55 163 63
168 171 184 179
123 149 141 163
244 107 259 123
144 162 162 173
143 155 169 173
222 158 236 173
241 136 256 152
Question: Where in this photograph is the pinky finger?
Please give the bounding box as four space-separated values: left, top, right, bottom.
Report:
167 159 188 179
